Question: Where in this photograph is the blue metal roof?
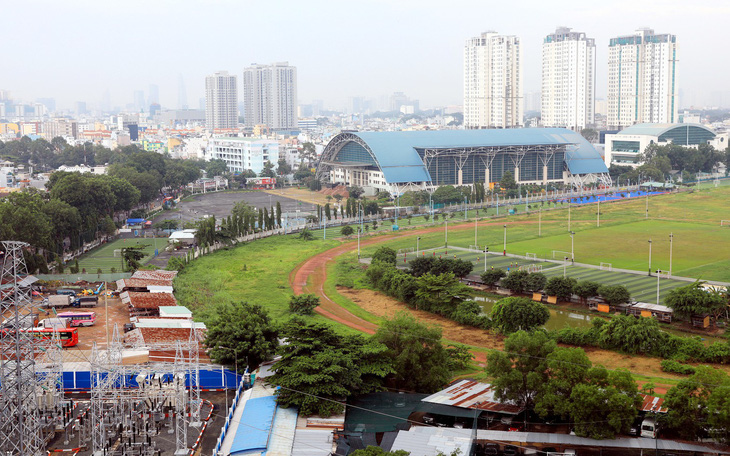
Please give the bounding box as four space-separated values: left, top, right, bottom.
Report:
338 129 607 184
229 396 277 455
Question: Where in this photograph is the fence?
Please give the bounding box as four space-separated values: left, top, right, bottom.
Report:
212 373 251 456
35 272 133 283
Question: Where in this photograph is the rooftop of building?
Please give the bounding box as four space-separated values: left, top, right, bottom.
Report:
615 123 714 137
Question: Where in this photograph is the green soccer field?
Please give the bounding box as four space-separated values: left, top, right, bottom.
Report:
75 238 163 273
361 185 730 283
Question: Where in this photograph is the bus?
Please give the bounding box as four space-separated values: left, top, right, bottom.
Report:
56 311 96 327
26 328 79 348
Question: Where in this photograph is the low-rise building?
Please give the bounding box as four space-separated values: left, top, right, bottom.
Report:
206 137 279 174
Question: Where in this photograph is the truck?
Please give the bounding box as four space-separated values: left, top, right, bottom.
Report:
37 317 71 329
46 295 73 308
76 296 98 308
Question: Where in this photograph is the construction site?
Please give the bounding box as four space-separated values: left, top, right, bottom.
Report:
0 241 238 456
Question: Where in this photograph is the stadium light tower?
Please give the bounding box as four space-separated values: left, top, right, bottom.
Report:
416 237 421 256
669 233 674 277
648 239 652 276
569 231 575 260
503 224 507 255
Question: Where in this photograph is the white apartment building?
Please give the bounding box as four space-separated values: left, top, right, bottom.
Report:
541 27 595 131
464 31 523 129
607 28 678 130
243 62 298 130
207 137 279 175
205 71 239 130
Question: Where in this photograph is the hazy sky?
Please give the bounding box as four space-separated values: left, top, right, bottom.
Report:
6 0 730 111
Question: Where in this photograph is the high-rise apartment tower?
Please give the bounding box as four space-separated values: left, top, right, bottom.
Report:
464 32 523 129
607 28 678 129
541 27 595 131
243 62 297 130
205 71 238 130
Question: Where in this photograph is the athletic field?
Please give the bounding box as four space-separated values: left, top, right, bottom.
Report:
75 238 162 273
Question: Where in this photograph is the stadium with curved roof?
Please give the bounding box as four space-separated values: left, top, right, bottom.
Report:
316 129 610 195
605 123 725 166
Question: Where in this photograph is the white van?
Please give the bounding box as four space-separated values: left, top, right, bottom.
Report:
641 416 659 438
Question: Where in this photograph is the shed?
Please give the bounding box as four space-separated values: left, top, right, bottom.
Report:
159 306 192 319
169 231 196 245
626 302 673 323
691 314 711 328
421 380 522 415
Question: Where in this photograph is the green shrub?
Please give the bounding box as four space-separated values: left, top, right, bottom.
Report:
661 359 696 375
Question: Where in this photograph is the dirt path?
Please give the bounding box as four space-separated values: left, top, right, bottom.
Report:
287 220 714 383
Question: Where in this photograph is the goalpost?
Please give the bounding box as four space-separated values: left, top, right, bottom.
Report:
721 220 730 227
397 247 415 255
113 249 122 257
600 262 613 271
525 253 537 261
469 245 481 252
526 264 543 273
552 250 572 260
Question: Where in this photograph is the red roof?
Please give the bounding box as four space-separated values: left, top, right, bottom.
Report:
640 393 668 413
123 292 177 309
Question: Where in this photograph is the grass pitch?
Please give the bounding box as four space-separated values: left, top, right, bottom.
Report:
75 238 163 273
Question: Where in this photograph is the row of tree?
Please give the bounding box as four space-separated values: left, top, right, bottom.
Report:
488 329 730 442
204 302 470 417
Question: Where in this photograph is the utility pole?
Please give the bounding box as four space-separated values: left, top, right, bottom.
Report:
648 239 652 276
669 233 674 277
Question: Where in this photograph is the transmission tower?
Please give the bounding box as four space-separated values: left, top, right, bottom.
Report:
0 241 46 455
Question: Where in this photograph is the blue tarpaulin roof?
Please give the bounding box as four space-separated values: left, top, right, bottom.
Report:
126 218 146 225
229 396 277 455
332 129 607 184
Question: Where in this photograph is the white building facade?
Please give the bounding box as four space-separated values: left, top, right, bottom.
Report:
541 27 595 131
207 137 279 175
607 29 678 130
205 71 238 130
243 62 298 130
464 32 523 129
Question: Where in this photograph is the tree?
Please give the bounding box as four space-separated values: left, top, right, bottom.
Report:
277 158 292 176
374 313 454 393
664 281 726 320
544 277 576 301
568 368 640 439
480 268 506 287
351 447 410 456
573 280 601 304
414 272 472 315
154 219 179 232
348 185 365 199
525 272 547 292
205 302 279 371
372 246 397 265
486 331 556 410
501 270 530 293
269 317 392 416
580 128 599 143
205 159 229 177
597 284 630 305
276 201 282 228
535 347 592 420
499 171 517 190
300 142 317 166
490 297 550 334
259 160 276 178
324 203 331 221
121 246 145 272
341 225 354 236
289 294 320 315
663 367 730 441
597 314 667 354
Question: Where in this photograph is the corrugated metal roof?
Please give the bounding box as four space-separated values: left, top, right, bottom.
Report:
632 302 673 313
391 427 472 456
422 380 522 415
135 319 205 329
473 430 727 453
640 393 668 413
325 129 607 184
291 429 333 456
229 396 277 456
116 278 173 290
158 306 192 317
266 404 298 456
131 270 178 281
124 292 177 309
136 327 206 344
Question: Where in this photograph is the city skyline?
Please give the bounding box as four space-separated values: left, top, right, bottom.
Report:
4 0 730 111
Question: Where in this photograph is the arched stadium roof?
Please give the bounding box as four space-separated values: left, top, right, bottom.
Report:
320 128 608 184
617 123 715 146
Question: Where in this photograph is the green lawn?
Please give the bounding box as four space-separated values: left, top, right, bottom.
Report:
173 235 359 330
75 237 164 273
356 185 730 282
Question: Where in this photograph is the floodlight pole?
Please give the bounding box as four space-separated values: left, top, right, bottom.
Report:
568 201 571 231
648 239 652 276
538 207 542 237
484 247 488 272
357 228 361 259
416 237 420 256
445 220 448 247
597 200 600 227
669 233 674 277
503 224 507 256
645 191 649 219
570 231 575 260
474 218 478 247
656 270 661 305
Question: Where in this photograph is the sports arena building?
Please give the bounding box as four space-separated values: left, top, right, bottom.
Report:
316 129 610 195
